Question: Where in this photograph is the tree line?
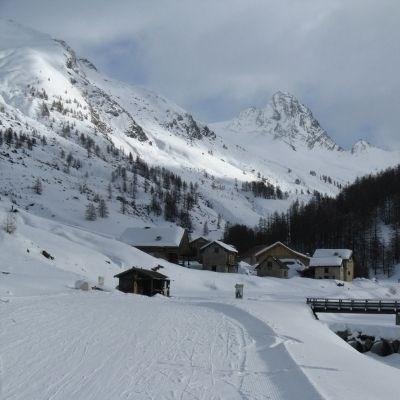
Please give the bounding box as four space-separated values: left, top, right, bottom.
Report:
224 165 400 277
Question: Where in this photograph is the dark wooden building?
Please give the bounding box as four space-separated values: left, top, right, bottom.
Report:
189 236 210 262
114 267 170 297
255 256 289 278
119 226 190 264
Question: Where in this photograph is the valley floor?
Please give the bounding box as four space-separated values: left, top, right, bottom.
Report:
1 284 400 400
1 208 400 399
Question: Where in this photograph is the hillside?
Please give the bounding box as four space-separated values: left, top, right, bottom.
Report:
1 19 400 238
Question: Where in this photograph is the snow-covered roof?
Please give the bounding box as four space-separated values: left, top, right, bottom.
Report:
309 257 343 267
254 241 310 259
190 236 209 244
200 240 238 253
119 226 186 247
313 249 352 260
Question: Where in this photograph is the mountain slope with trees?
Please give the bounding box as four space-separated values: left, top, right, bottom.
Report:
224 165 400 276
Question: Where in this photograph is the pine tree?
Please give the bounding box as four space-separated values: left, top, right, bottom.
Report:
33 178 43 195
120 197 127 214
97 199 109 218
85 203 97 221
203 220 209 236
41 102 50 117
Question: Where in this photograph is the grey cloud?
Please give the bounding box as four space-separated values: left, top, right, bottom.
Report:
1 0 400 149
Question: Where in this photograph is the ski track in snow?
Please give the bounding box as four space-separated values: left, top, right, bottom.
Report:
197 302 322 400
0 292 323 400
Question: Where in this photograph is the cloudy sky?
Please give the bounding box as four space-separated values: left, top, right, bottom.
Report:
1 0 400 149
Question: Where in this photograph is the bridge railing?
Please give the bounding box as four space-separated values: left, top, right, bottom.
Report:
306 298 400 312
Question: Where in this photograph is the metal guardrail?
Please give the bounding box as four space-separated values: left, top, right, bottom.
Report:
306 298 400 314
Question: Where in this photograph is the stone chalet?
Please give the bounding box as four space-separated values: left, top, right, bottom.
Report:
309 249 354 281
119 226 190 264
240 241 310 267
201 240 238 273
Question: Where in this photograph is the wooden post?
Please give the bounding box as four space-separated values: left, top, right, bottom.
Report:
396 312 400 326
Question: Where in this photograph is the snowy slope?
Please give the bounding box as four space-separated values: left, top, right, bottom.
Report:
1 19 399 235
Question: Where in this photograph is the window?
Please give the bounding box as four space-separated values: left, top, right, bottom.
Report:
324 267 329 273
214 247 219 253
348 270 351 275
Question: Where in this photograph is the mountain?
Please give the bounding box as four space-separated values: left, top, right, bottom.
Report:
1 19 399 235
224 91 340 151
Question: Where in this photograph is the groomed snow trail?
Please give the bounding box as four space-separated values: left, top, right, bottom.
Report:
197 302 323 400
0 291 322 400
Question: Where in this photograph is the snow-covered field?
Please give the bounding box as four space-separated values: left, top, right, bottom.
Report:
1 203 400 400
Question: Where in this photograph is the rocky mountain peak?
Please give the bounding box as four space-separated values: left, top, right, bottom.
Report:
351 139 373 154
227 91 341 151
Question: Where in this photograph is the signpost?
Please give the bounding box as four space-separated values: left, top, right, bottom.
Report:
235 284 244 299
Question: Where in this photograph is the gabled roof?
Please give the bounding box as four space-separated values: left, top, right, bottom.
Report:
119 226 186 247
313 249 352 260
239 244 269 260
254 241 310 260
190 236 209 245
114 267 169 280
200 240 238 253
309 257 343 267
255 256 289 270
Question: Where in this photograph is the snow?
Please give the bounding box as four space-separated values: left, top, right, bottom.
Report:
313 249 353 260
309 257 343 267
200 240 238 253
119 226 185 247
1 203 400 399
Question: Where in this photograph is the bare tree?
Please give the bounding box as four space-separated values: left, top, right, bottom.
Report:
33 178 43 195
3 212 16 234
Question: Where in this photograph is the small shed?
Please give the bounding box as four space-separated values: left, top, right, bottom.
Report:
255 256 289 278
114 267 170 297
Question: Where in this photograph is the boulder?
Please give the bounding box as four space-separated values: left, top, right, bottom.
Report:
370 340 394 357
348 340 364 352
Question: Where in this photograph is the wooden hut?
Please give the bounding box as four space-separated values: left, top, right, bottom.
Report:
114 267 170 297
119 226 190 264
255 256 289 278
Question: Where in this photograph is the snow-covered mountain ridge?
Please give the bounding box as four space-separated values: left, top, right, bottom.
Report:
1 19 399 235
223 91 340 151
